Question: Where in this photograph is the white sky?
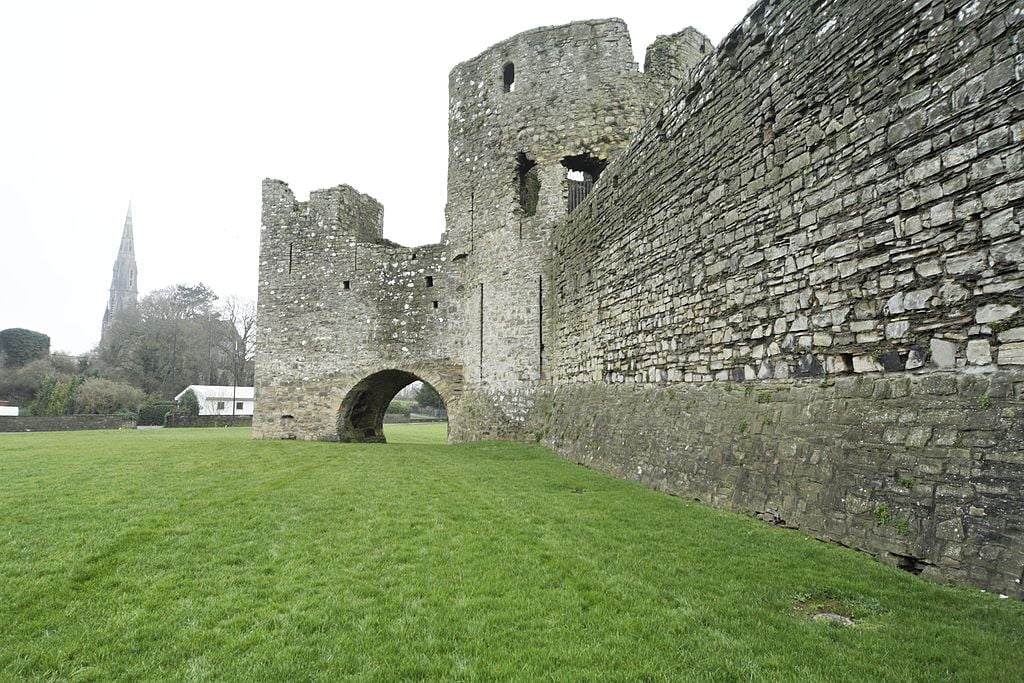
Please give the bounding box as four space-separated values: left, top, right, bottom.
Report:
0 0 752 355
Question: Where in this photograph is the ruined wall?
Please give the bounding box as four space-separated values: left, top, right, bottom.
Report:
444 19 705 439
254 181 464 440
543 0 1024 596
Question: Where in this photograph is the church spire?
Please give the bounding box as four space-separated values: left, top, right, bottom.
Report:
101 203 139 338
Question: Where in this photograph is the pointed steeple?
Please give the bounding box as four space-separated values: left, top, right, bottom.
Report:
119 203 134 256
102 202 139 339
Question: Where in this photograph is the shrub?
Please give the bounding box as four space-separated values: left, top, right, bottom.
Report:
73 377 144 415
26 375 81 416
176 389 200 416
138 400 177 426
386 400 412 417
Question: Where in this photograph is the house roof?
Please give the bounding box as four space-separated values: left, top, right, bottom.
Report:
175 385 255 401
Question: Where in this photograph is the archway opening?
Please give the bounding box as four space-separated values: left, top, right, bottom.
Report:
337 369 447 443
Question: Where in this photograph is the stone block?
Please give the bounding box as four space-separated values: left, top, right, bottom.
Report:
977 304 1019 324
966 340 992 365
998 343 1024 365
930 338 957 368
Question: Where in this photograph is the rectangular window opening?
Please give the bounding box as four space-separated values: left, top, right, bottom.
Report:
236 402 243 410
425 276 434 287
432 300 439 309
343 280 350 290
516 152 539 217
562 154 607 213
216 401 225 410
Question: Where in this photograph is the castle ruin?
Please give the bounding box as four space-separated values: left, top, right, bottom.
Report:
255 0 1024 597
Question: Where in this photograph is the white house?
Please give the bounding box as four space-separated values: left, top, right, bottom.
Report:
0 401 18 416
174 385 254 416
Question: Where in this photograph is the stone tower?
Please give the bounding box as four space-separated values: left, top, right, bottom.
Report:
101 203 138 337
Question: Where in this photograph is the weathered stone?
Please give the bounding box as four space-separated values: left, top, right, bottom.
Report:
977 304 1019 324
966 340 992 365
930 339 958 368
998 343 1024 365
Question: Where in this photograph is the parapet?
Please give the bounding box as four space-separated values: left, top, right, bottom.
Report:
262 179 383 244
644 27 715 95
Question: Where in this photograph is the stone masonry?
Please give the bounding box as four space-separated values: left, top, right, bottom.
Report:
256 0 1024 596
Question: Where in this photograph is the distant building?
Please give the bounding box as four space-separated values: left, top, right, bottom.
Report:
175 385 254 416
0 401 19 417
101 203 139 339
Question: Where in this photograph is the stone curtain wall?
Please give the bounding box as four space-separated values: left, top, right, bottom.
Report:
553 0 1023 383
0 415 136 432
541 372 1024 597
543 0 1024 594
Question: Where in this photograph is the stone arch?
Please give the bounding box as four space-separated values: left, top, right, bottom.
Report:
336 368 454 443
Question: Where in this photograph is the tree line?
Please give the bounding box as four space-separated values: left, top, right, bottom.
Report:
0 283 255 418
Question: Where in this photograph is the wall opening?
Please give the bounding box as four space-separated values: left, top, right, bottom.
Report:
432 300 439 309
288 243 293 273
425 276 434 287
516 152 539 217
562 154 607 212
343 280 350 290
502 62 515 92
337 370 448 443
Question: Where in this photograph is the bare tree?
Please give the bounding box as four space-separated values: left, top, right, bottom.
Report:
221 297 257 414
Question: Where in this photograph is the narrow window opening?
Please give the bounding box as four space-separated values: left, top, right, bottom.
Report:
502 62 515 92
288 243 293 273
432 300 439 309
216 401 225 410
343 280 350 290
236 402 243 410
425 276 434 288
612 175 619 188
562 154 607 213
410 252 417 260
516 152 539 217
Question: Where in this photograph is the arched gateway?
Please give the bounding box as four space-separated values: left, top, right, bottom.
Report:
337 369 449 443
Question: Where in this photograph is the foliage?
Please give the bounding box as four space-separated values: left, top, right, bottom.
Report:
0 427 1021 680
26 374 81 416
138 400 177 426
72 377 144 415
414 382 443 409
176 389 200 416
386 399 413 416
0 328 50 368
93 284 255 398
0 355 75 406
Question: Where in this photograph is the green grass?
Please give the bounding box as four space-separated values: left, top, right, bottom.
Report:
0 425 1021 680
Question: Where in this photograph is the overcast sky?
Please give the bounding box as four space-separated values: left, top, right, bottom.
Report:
0 0 752 355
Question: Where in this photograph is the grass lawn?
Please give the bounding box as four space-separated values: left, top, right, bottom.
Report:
1 425 1021 680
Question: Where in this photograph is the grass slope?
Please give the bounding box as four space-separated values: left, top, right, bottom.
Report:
0 425 1021 680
